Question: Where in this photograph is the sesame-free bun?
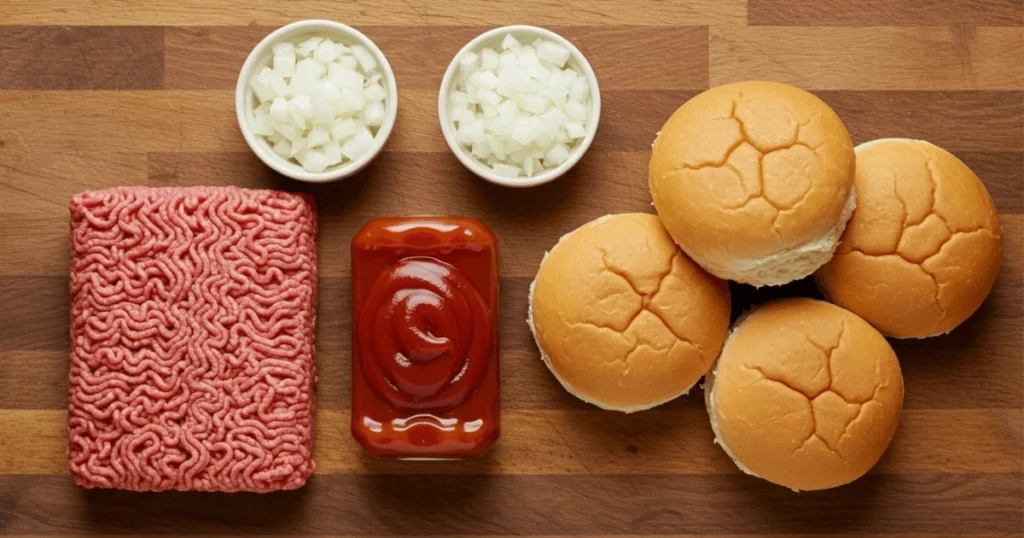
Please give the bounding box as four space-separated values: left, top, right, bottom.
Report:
649 81 856 287
706 298 903 491
815 139 1002 339
528 213 731 412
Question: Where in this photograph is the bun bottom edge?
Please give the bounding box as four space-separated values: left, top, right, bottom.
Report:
682 188 858 288
527 275 695 414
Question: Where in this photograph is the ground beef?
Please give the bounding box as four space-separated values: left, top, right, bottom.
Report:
67 186 317 492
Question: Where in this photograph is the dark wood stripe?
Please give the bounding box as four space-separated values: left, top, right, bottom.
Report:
0 352 67 409
749 0 1024 26
147 150 660 227
0 277 68 351
0 27 164 90
2 408 1019 475
0 474 1020 534
2 0 747 26
146 149 1023 233
957 151 1024 214
0 535 1012 538
163 26 708 91
3 272 1019 410
1 149 1014 281
819 91 1024 153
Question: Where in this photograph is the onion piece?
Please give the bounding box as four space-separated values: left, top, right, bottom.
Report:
447 33 591 179
249 33 388 172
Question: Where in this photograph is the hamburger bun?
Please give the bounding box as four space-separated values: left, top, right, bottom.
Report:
529 213 731 412
705 298 903 491
815 138 1002 339
649 81 856 287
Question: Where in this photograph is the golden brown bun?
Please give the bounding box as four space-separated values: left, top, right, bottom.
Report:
649 81 856 287
529 213 731 412
815 139 1002 338
705 298 903 491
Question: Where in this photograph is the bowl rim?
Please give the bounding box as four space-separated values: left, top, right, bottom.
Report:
438 24 601 188
235 19 398 183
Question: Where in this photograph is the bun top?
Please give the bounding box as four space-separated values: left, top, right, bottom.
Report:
707 298 903 491
530 213 730 412
815 138 1002 338
649 81 855 267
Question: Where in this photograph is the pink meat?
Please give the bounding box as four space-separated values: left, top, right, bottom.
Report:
67 186 318 493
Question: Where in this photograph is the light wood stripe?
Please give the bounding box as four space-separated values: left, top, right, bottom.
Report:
2 408 1020 476
748 0 1024 26
0 152 148 216
0 90 703 155
2 90 1020 155
710 27 1024 90
0 0 746 26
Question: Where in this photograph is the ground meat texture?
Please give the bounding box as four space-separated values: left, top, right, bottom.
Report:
67 186 318 493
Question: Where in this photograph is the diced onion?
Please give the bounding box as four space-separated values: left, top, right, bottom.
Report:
249 35 388 173
448 33 591 180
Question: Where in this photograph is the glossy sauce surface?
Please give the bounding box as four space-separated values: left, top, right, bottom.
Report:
351 217 499 458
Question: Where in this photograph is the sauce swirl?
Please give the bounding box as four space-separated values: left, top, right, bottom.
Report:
357 256 492 412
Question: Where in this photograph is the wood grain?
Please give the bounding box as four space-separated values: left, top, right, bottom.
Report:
1 0 746 26
748 0 1024 26
164 26 711 91
1 474 1020 535
1 264 1020 412
1 148 1019 276
3 90 1020 155
710 27 1024 90
0 27 163 90
0 1 1022 536
2 408 1020 475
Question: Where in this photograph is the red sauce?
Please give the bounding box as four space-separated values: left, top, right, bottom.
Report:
351 217 499 458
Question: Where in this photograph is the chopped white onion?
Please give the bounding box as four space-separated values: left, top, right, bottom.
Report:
447 33 591 180
351 45 378 72
330 118 361 141
364 101 386 127
492 162 520 178
536 42 570 68
322 140 343 165
248 35 388 173
501 34 520 51
304 150 329 172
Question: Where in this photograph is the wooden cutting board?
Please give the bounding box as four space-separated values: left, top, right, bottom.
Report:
1 1 1022 535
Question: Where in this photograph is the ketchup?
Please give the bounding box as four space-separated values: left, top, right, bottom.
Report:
351 217 500 458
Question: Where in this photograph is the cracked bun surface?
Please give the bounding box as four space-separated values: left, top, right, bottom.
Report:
705 298 903 491
529 213 731 412
649 81 856 287
815 138 1002 339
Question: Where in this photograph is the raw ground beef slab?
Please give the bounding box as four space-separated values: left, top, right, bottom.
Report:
67 186 318 493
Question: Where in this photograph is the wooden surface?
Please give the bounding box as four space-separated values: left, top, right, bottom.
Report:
0 0 1022 535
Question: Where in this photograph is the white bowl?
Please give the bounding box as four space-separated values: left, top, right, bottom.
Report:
438 25 601 188
235 19 398 183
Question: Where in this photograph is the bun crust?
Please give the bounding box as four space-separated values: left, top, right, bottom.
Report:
706 298 903 491
529 213 731 412
649 81 856 287
815 138 1002 338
